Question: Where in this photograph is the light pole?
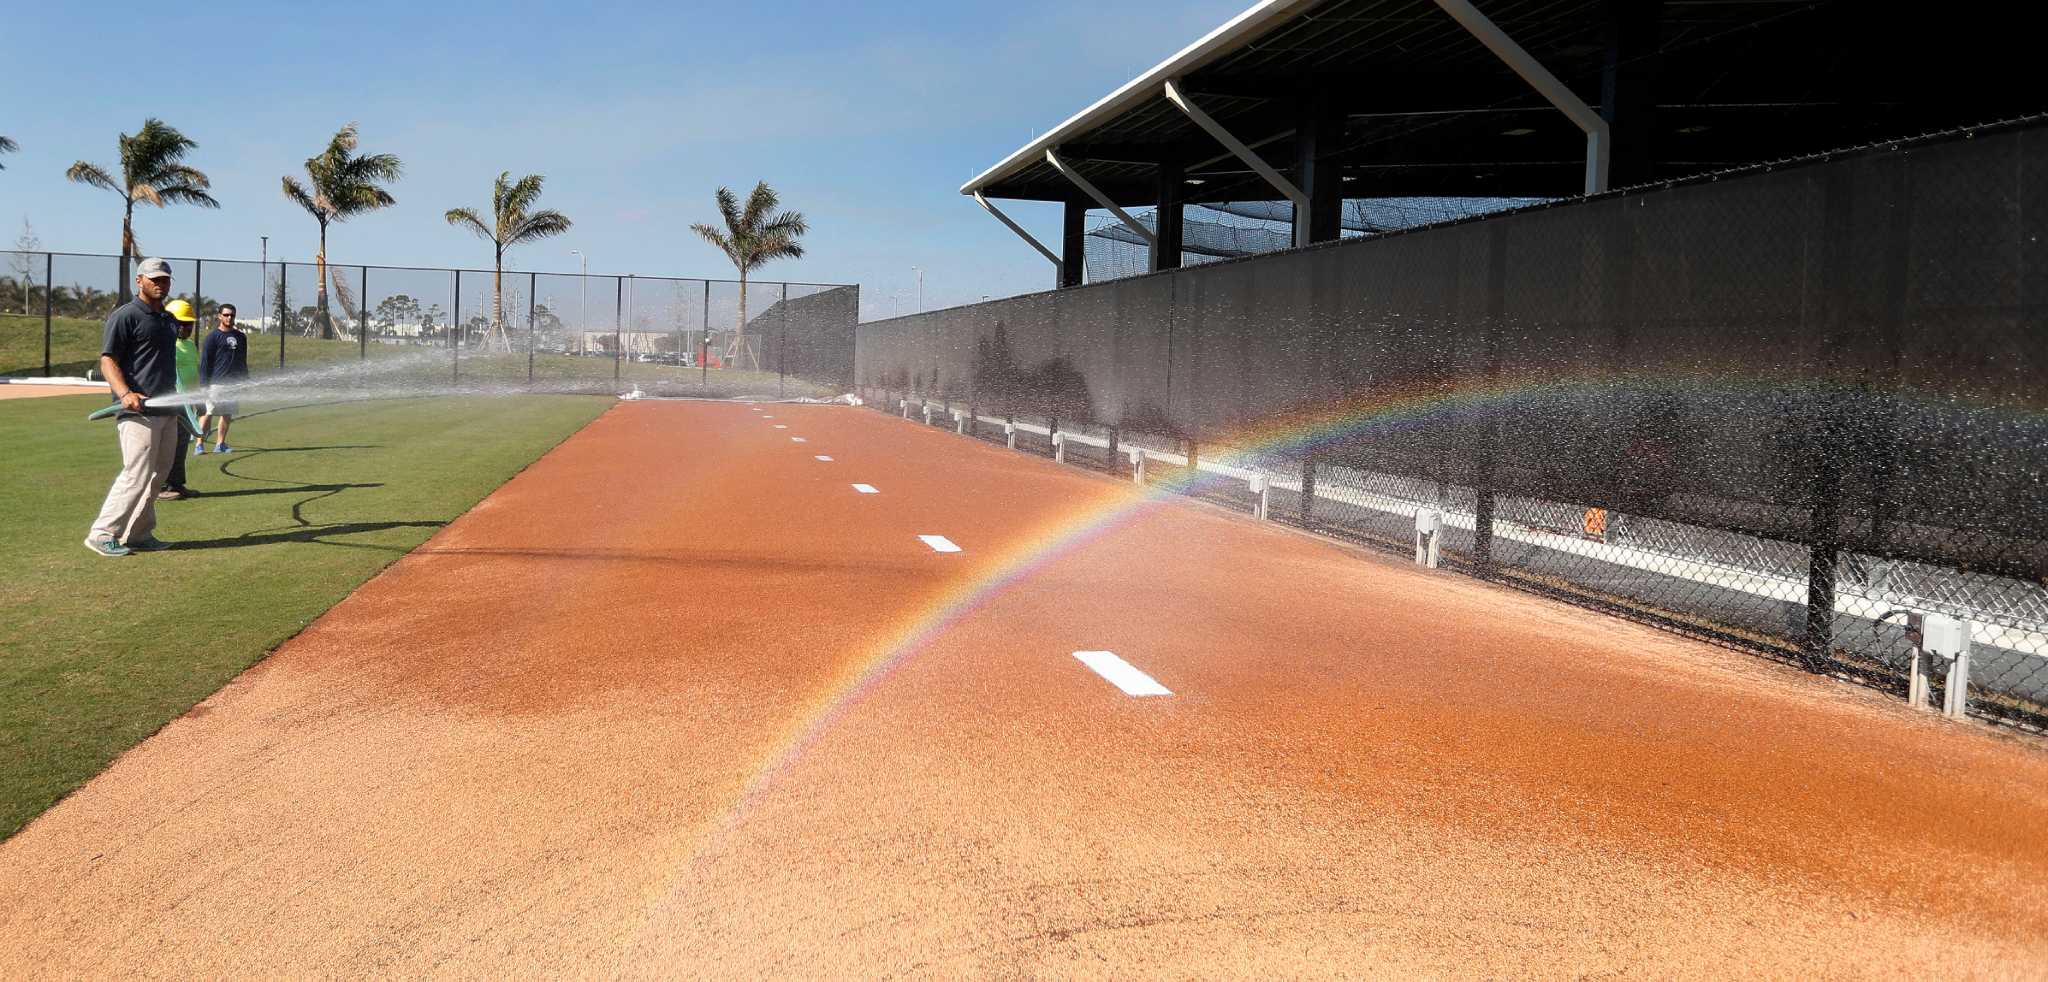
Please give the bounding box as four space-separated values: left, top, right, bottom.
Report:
912 266 924 312
570 249 588 356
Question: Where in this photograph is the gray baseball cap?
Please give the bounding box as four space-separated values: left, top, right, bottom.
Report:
136 257 172 280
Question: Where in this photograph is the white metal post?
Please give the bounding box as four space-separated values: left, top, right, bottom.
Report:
1250 474 1270 520
1046 149 1155 245
1129 447 1147 484
1053 431 1066 464
1005 421 1018 450
973 192 1061 268
1162 79 1312 244
1428 0 1611 194
1924 614 1972 719
1415 509 1443 568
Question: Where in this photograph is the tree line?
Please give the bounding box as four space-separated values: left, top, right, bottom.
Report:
0 122 807 355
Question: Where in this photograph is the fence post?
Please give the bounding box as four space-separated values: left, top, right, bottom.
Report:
279 264 288 369
1471 224 1509 576
360 266 369 361
42 252 53 377
1250 474 1269 519
527 271 537 385
452 269 461 382
701 280 710 386
615 276 625 382
1300 450 1318 523
1107 426 1120 467
779 282 789 399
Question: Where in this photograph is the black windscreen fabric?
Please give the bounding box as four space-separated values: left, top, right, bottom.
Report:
857 121 2048 579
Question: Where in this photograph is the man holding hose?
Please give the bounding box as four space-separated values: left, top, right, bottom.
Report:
84 257 181 557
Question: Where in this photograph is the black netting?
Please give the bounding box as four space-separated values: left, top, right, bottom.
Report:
857 118 2048 730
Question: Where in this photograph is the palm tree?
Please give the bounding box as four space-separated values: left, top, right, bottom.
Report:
0 134 17 167
691 182 807 371
282 123 401 340
64 119 218 300
445 171 573 352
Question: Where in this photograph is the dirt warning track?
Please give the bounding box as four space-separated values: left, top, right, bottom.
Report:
2 400 2045 977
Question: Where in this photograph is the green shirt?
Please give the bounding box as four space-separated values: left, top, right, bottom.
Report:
173 337 199 393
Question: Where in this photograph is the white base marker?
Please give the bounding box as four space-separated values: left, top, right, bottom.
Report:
775 424 788 429
918 534 961 553
814 455 834 461
852 483 879 494
763 414 774 418
1073 651 1172 697
791 437 807 443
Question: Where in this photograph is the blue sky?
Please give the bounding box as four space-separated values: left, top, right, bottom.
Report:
1 0 1245 320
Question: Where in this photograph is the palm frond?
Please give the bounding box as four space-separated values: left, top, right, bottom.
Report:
714 187 742 233
0 135 16 169
345 152 403 184
66 161 121 194
155 185 220 208
281 175 321 218
691 223 738 263
501 173 545 221
506 209 572 245
445 207 492 240
759 210 808 240
740 181 778 229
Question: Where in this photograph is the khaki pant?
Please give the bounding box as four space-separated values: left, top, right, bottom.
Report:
88 415 178 544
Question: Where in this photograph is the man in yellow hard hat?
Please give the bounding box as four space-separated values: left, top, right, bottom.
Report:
158 298 200 500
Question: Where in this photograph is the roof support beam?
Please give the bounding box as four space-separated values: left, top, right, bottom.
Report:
1429 0 1611 194
972 191 1061 270
1164 78 1312 245
1046 149 1155 246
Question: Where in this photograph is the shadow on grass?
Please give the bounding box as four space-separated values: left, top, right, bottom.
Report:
170 520 447 551
166 443 436 553
179 482 385 499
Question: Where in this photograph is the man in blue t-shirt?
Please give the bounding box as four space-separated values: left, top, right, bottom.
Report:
197 302 250 453
85 257 182 557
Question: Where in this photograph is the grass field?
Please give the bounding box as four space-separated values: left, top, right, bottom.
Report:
0 391 611 840
1 313 840 399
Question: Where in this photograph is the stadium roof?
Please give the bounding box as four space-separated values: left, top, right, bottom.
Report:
964 0 2038 207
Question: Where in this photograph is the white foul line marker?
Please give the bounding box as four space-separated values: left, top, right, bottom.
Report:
852 484 879 494
918 534 961 553
815 455 834 461
1073 651 1172 697
791 437 807 443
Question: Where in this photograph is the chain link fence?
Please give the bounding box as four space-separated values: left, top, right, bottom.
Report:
0 253 858 399
857 116 2048 732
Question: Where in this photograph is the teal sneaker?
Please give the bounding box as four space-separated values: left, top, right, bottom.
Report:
83 536 131 558
125 536 172 552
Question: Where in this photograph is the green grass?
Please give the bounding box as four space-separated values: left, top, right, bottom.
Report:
2 313 841 399
0 391 611 840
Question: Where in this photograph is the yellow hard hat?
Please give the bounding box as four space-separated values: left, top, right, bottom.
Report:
165 299 197 323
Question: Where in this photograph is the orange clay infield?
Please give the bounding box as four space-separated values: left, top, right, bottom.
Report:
3 400 2046 977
